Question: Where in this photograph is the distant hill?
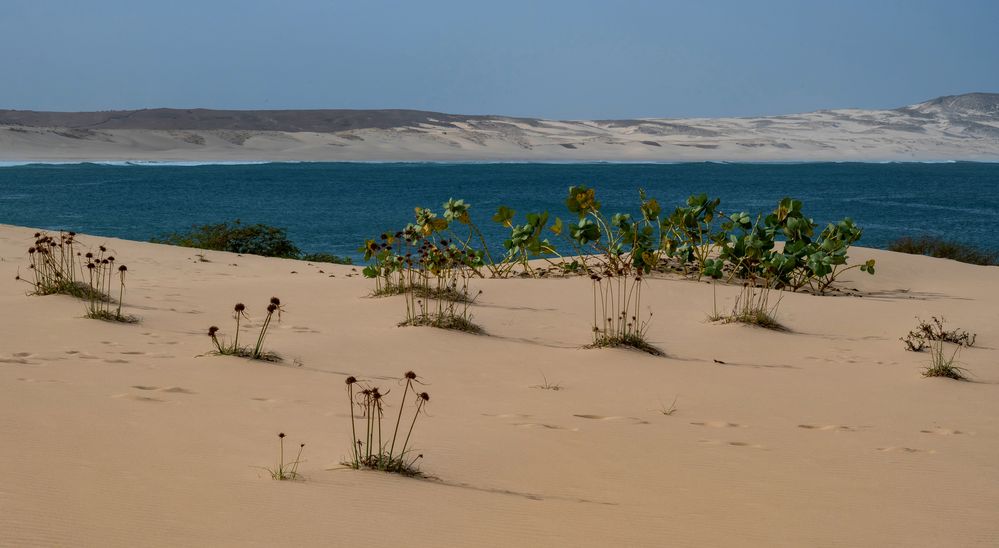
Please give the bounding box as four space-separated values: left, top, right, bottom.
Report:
0 108 518 132
2 94 997 162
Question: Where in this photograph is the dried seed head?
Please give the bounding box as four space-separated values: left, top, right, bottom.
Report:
345 376 356 385
270 297 281 306
419 392 430 402
99 246 107 252
404 371 417 379
85 252 93 259
234 303 245 312
208 326 219 336
119 265 127 272
267 303 277 313
278 432 286 438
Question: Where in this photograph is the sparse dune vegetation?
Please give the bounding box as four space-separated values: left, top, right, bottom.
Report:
361 187 874 349
2 201 998 546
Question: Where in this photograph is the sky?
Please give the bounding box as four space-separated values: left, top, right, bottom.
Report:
2 0 998 119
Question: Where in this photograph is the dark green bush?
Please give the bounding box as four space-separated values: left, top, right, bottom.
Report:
889 236 997 266
153 221 301 258
300 252 353 265
154 221 353 263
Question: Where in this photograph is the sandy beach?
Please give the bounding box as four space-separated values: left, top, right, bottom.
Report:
1 223 997 546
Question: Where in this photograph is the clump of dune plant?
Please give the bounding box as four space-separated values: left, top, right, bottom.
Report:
901 316 976 352
362 208 484 333
17 231 99 299
343 372 430 476
208 299 283 361
561 187 664 355
252 297 283 359
264 432 306 480
81 247 136 323
712 280 784 330
922 339 969 380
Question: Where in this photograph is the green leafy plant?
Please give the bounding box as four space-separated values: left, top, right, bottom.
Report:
343 373 430 476
664 193 721 278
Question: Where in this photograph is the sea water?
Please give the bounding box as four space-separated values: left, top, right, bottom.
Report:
1 161 997 259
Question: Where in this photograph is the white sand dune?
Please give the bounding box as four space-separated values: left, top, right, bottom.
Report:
2 93 998 162
1 223 998 546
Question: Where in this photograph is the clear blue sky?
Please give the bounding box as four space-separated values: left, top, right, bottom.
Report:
2 0 998 119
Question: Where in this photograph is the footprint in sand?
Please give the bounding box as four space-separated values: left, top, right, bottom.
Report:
920 427 967 436
690 421 746 429
876 446 935 454
0 355 34 364
698 439 767 450
131 385 196 395
16 377 63 384
574 414 650 425
112 393 165 403
798 424 856 432
513 422 579 432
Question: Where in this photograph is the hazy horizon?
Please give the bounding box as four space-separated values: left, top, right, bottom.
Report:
2 0 998 119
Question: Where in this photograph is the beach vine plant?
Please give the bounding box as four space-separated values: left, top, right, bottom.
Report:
360 188 878 343
208 297 284 361
343 372 430 476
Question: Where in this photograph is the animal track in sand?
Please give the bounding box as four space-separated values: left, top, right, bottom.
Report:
690 421 747 429
798 424 857 432
574 414 650 425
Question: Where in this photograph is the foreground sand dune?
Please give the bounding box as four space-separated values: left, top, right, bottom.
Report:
1 223 997 546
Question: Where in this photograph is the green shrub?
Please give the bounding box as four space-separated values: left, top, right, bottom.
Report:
153 220 301 258
300 252 353 265
889 236 997 266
